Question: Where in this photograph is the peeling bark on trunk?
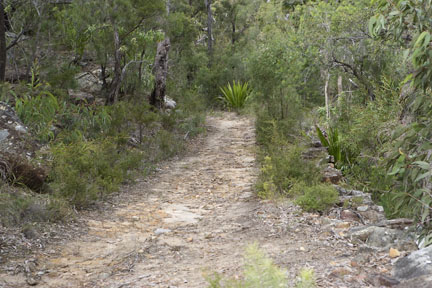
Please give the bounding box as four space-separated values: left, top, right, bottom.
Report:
150 38 170 109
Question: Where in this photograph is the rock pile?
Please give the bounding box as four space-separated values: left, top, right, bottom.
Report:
305 133 432 287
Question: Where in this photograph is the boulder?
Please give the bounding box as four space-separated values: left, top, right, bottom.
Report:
75 72 103 93
367 274 400 287
164 96 176 110
340 209 361 222
358 209 385 223
396 275 432 288
394 246 432 282
335 186 388 224
311 139 322 148
349 226 416 250
357 205 369 212
322 166 343 184
0 102 47 191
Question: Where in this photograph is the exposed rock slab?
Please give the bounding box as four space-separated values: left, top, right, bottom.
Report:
394 245 432 282
349 225 416 251
75 71 103 93
163 204 203 224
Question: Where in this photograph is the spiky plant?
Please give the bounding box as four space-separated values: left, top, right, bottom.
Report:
219 81 251 110
315 125 352 168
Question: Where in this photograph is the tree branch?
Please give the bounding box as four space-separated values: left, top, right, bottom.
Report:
120 13 159 44
331 56 360 79
6 30 26 50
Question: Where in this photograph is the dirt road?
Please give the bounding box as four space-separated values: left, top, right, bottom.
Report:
0 112 393 287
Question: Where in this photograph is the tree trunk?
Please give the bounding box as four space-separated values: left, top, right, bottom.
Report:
337 75 343 97
107 26 123 104
325 71 331 120
0 0 5 82
150 38 170 109
166 0 170 14
205 0 213 58
138 48 145 82
231 19 236 45
26 2 44 81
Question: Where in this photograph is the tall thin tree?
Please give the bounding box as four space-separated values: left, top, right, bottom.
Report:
0 0 6 82
205 0 213 59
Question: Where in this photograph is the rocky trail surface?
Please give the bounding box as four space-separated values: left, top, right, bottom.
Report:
0 113 420 287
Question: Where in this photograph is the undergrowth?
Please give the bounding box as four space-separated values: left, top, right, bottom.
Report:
294 183 339 213
0 81 206 225
206 243 316 288
0 185 71 227
255 107 338 213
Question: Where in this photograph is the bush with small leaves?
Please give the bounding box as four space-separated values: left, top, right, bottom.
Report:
295 184 339 213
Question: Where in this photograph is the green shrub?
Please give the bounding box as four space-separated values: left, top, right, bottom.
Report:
8 76 206 219
206 243 316 288
14 82 60 143
0 189 33 226
49 139 142 208
295 184 339 212
257 145 321 198
206 243 288 288
296 268 316 288
256 156 278 199
45 63 80 89
178 113 206 138
57 104 113 142
160 112 178 131
155 129 184 160
255 112 279 147
219 81 251 110
195 50 247 105
0 188 71 226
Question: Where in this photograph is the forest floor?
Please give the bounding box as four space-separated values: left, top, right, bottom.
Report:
0 112 395 288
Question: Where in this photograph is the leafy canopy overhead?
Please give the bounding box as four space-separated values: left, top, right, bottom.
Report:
369 0 432 90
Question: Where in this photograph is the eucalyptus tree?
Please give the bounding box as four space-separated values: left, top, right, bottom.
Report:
214 0 259 47
56 0 165 104
0 0 55 81
0 1 6 81
205 0 213 58
370 0 432 90
369 0 432 244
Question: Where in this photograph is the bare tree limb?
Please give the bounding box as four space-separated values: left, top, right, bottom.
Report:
6 30 26 50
